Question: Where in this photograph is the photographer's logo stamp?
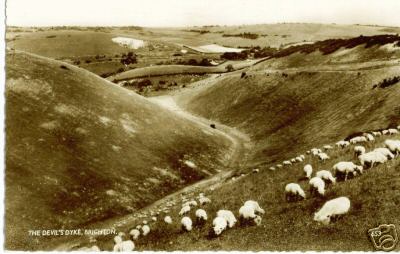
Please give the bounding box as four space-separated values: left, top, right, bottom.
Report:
368 224 398 251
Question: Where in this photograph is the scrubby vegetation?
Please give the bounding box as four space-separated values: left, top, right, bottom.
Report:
273 34 400 58
223 32 259 40
373 76 400 89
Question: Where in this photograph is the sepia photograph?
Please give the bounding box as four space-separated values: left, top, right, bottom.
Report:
3 0 400 251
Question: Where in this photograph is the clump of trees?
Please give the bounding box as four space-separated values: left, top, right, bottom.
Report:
223 32 259 40
120 52 137 65
221 52 248 60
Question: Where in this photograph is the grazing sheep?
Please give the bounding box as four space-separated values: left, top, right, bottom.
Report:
383 130 389 135
336 140 350 148
179 205 191 216
212 216 228 236
295 156 303 162
113 235 123 245
276 164 283 168
283 160 292 166
164 215 172 224
358 151 387 168
303 164 313 179
285 183 306 201
113 240 135 252
142 225 150 236
350 136 367 144
373 147 395 160
135 225 142 230
290 158 296 163
129 229 140 240
253 168 260 173
314 197 351 225
311 148 322 156
372 131 382 137
333 161 363 181
309 177 325 196
216 210 237 228
385 139 400 155
323 145 333 150
181 216 193 232
300 154 306 160
142 220 148 225
354 145 366 156
195 209 208 224
316 170 336 184
269 166 276 171
388 128 399 135
244 200 265 214
199 196 211 205
183 200 198 207
151 216 157 222
318 152 330 162
364 133 375 142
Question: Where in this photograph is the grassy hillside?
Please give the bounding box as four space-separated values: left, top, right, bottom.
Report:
129 133 400 251
5 51 232 250
177 43 400 167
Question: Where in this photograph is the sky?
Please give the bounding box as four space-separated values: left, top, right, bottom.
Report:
6 0 400 27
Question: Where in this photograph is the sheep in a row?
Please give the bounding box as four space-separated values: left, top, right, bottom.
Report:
303 164 313 179
181 217 193 232
316 170 336 184
309 177 325 196
336 140 350 148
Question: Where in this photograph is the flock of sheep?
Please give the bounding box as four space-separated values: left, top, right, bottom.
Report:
282 126 400 225
80 126 399 251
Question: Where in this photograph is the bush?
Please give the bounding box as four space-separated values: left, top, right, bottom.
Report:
225 64 234 72
221 52 248 60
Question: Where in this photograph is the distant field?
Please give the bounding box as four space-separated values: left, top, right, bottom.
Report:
110 59 263 81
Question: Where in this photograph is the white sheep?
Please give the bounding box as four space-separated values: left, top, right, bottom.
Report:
179 205 191 216
285 183 306 201
383 130 389 135
314 197 351 225
151 216 157 222
181 216 193 232
336 140 350 148
372 131 382 137
316 170 336 184
269 166 276 171
290 158 297 163
283 160 292 166
195 209 208 224
129 229 140 240
295 156 303 162
142 225 150 236
244 200 265 214
212 216 228 236
303 164 313 179
253 168 260 173
388 128 399 135
276 164 283 168
354 145 366 156
113 240 135 252
300 154 305 160
311 148 322 156
309 177 325 196
350 136 367 144
358 151 387 168
183 200 198 207
364 133 375 141
164 215 172 224
216 210 237 228
142 220 148 225
373 147 395 160
199 196 211 205
332 161 363 181
385 139 400 155
114 235 123 245
135 225 142 230
323 145 333 150
318 152 330 162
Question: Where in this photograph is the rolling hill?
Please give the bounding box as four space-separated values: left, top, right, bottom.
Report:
5 51 233 250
